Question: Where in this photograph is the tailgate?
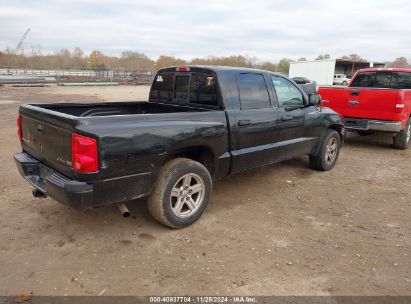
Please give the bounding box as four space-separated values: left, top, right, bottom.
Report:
20 107 74 176
320 87 400 121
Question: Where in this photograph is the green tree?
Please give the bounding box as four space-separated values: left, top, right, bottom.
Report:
340 54 366 61
277 58 294 75
315 54 331 60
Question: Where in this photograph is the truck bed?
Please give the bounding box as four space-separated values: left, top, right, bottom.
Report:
39 101 211 117
19 100 225 183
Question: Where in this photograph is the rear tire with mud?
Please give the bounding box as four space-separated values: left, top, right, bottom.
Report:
148 158 212 228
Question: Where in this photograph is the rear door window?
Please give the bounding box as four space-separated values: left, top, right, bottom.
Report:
351 72 376 87
189 73 218 106
237 73 271 109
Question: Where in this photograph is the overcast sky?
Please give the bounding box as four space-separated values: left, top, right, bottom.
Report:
0 0 410 62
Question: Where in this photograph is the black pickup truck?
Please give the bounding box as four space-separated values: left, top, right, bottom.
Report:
15 66 344 228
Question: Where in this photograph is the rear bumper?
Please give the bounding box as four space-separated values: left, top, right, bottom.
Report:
344 118 402 133
14 152 152 209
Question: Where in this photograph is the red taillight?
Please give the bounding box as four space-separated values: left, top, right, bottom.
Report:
17 113 22 142
71 133 99 173
176 67 190 72
395 102 405 113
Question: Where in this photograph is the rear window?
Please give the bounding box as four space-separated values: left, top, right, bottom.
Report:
149 72 174 102
174 76 190 100
391 72 411 89
351 71 411 89
237 73 271 109
149 71 219 107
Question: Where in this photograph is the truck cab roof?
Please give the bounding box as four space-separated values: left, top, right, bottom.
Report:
161 65 286 77
356 67 411 73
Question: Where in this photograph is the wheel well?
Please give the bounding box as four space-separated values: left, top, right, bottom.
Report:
165 146 215 176
328 124 344 143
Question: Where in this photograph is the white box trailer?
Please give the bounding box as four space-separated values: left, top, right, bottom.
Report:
289 59 385 86
289 59 336 85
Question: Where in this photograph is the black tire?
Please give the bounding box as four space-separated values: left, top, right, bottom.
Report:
342 81 348 86
309 130 341 171
357 130 376 136
148 158 212 228
393 118 411 150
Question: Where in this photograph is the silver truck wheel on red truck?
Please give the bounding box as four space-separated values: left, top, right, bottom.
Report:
148 158 212 228
309 130 341 171
393 118 411 150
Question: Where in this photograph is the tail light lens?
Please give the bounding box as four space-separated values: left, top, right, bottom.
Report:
17 113 22 142
395 102 405 113
71 133 99 173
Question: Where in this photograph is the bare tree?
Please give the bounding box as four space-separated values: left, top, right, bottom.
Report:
391 57 409 68
156 55 186 69
260 61 277 72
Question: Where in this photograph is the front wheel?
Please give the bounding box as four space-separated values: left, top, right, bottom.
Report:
148 158 212 228
393 118 411 150
310 130 341 171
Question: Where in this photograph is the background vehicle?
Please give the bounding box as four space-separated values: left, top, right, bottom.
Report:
15 66 344 228
318 68 411 149
292 76 317 95
333 74 349 86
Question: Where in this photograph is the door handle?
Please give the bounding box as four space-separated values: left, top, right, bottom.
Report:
348 100 360 106
281 115 293 121
238 119 251 126
351 90 360 96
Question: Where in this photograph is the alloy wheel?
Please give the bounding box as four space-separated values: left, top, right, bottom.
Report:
170 173 205 218
325 137 338 165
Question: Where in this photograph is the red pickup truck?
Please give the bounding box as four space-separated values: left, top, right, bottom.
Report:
318 68 411 149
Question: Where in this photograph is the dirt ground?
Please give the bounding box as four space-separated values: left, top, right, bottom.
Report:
0 84 410 296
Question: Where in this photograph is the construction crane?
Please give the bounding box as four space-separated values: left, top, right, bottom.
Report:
15 28 30 52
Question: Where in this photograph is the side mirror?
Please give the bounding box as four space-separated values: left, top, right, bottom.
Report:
308 93 322 106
